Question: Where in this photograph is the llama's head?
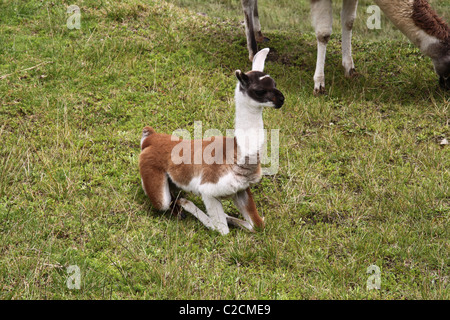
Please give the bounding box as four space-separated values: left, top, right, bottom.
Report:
428 41 450 90
433 51 450 90
235 48 285 109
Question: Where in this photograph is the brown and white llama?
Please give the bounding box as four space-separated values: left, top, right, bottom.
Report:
139 48 285 235
240 0 450 94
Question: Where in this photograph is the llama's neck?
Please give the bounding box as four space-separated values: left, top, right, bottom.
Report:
374 0 449 57
234 85 265 160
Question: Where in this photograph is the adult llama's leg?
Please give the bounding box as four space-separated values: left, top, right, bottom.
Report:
253 0 269 43
241 0 258 61
310 0 333 95
341 0 358 77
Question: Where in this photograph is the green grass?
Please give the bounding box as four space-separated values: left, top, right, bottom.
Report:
0 0 448 299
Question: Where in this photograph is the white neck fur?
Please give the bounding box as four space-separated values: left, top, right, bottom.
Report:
234 84 265 162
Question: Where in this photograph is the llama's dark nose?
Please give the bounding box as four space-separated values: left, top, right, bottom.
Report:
275 91 285 109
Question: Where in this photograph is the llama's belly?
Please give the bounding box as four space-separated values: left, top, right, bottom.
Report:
170 175 202 196
169 163 261 198
170 172 248 198
198 171 249 198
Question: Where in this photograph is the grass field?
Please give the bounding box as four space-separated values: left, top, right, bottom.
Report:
0 0 449 299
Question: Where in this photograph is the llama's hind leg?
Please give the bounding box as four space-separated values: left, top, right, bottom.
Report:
310 0 333 95
141 169 172 212
341 0 358 77
232 188 265 231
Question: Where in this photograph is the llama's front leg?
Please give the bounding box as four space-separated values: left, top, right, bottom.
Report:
232 188 265 231
241 0 258 61
176 198 216 231
310 0 333 95
341 0 358 77
202 195 230 235
253 0 269 43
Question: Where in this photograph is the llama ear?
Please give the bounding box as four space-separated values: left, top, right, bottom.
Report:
235 70 250 88
252 48 270 72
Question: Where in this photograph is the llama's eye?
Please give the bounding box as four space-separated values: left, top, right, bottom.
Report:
255 90 266 96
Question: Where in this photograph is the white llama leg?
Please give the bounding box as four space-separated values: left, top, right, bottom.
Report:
311 0 333 95
341 0 358 77
202 195 230 235
176 198 216 231
176 195 254 233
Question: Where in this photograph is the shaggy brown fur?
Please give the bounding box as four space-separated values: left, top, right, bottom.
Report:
412 0 450 42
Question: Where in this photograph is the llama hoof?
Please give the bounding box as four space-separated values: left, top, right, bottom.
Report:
345 68 358 78
256 31 270 43
313 85 326 96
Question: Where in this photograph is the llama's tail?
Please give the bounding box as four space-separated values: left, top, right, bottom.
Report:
140 126 155 150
